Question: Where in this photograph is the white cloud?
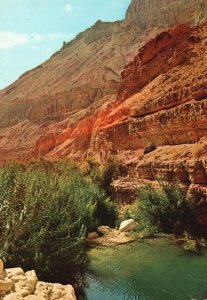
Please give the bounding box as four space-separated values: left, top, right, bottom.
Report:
31 46 39 50
0 31 28 49
30 34 44 42
65 3 73 12
0 32 44 49
0 31 74 50
48 33 59 40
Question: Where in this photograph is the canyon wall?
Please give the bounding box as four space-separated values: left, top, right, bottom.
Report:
92 23 207 225
0 0 207 163
126 0 207 28
0 1 207 221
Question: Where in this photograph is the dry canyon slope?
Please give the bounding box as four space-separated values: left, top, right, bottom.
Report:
0 0 207 220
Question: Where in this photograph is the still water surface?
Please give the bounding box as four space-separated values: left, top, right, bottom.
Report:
84 238 207 300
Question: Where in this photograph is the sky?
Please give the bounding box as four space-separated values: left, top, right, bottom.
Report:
0 0 130 90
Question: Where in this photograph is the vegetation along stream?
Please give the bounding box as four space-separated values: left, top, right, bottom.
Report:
1 162 207 300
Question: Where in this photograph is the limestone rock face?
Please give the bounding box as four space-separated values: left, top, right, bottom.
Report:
126 0 207 28
93 22 207 224
0 1 207 222
0 0 206 164
91 23 207 155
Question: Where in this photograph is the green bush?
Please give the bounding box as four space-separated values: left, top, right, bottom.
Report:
136 180 197 235
0 161 116 279
84 157 120 197
100 158 120 196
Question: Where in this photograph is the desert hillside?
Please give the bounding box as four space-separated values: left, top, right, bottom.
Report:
0 0 206 163
0 0 207 222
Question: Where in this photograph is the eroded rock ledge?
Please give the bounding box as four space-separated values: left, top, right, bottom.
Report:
0 260 76 300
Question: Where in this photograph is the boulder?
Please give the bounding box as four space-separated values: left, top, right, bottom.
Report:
0 265 76 300
12 271 38 298
3 293 24 300
97 226 112 236
119 219 138 232
25 296 45 300
0 278 14 293
24 271 38 293
35 281 77 300
50 283 76 300
35 281 52 299
5 268 25 278
64 284 77 300
87 232 99 239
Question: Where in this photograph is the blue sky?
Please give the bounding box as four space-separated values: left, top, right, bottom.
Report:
0 0 130 90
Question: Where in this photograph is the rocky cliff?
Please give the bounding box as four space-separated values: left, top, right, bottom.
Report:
0 0 207 220
0 0 206 164
126 0 207 28
94 22 207 225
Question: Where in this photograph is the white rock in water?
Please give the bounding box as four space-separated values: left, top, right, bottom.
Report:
119 219 138 232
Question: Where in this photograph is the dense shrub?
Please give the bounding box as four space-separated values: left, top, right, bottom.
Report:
100 158 120 196
0 161 116 279
135 180 197 235
83 157 120 197
81 158 102 187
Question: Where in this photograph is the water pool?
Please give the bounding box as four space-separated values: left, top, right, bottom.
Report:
84 238 207 300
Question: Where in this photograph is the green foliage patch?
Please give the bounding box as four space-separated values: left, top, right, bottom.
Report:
82 157 120 197
0 161 116 279
134 180 198 236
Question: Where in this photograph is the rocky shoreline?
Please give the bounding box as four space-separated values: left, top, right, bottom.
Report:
0 260 76 300
86 220 138 246
0 220 137 299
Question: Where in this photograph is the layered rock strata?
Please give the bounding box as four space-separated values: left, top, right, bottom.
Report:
0 0 207 163
0 1 207 221
126 0 207 28
94 23 207 225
